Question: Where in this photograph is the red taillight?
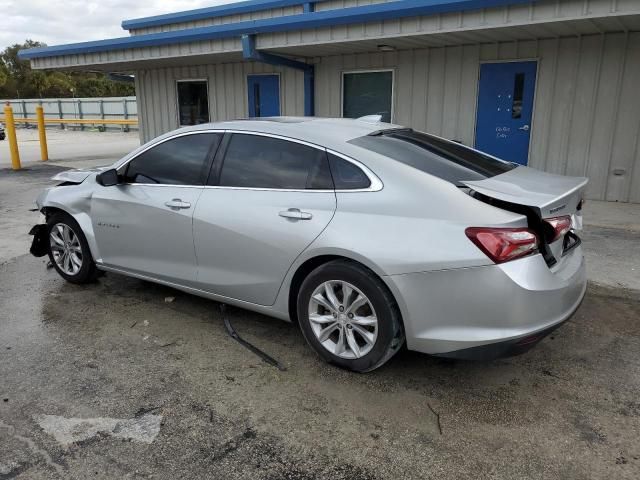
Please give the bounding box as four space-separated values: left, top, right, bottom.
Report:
465 227 539 264
546 216 572 242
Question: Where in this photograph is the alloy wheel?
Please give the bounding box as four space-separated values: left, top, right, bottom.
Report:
50 223 83 276
307 280 378 359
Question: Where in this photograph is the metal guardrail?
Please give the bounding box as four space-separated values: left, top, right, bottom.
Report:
0 117 138 126
1 97 138 132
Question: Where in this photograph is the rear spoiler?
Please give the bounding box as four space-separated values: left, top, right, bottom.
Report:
462 167 588 219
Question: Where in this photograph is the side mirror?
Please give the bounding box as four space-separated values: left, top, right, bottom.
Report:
96 168 119 187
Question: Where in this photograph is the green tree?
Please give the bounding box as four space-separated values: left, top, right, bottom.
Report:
29 71 49 97
0 64 7 88
0 40 135 99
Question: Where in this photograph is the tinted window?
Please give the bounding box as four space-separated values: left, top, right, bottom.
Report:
217 134 333 189
124 133 221 185
349 130 517 185
343 71 393 123
328 153 371 190
177 81 210 126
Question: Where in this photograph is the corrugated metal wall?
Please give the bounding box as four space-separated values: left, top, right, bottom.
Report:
314 32 640 202
134 62 304 144
136 31 640 202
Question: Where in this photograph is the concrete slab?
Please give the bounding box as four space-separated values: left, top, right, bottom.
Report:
581 200 640 290
584 200 640 232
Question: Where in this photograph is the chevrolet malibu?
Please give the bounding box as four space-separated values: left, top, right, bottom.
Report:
30 117 587 372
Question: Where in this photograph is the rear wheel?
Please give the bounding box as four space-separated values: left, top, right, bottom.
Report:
47 212 98 284
297 260 404 372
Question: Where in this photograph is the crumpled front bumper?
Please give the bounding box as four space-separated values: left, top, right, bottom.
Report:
385 246 587 359
29 224 49 257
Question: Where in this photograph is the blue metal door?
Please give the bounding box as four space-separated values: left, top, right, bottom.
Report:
475 61 537 165
247 74 280 117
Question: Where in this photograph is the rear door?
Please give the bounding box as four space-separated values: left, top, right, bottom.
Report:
193 132 336 305
91 132 222 285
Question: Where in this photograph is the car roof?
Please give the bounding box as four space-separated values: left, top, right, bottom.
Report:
181 117 405 149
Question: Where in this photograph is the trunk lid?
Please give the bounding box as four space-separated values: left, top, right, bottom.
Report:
463 166 588 268
461 166 588 219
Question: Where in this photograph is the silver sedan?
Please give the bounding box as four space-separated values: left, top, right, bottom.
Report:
31 117 587 372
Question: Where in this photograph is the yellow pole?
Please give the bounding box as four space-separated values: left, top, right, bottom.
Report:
36 105 49 161
3 104 21 170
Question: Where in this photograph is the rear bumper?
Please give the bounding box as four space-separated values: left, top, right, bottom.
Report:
431 301 582 360
385 246 587 359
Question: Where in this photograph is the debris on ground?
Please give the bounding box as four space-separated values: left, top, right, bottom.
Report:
35 413 162 447
220 304 287 371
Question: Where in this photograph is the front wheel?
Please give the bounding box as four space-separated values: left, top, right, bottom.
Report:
297 260 404 372
47 212 98 284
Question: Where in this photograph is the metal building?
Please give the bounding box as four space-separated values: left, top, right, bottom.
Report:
19 0 640 202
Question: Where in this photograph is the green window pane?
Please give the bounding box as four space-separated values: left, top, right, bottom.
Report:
343 71 393 123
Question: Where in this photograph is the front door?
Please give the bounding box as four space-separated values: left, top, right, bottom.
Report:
247 74 280 117
475 61 537 165
193 132 336 305
92 132 222 285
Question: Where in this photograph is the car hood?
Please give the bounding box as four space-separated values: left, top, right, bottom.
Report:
51 166 111 185
462 166 588 219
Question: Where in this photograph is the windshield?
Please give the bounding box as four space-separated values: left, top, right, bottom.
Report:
349 129 517 186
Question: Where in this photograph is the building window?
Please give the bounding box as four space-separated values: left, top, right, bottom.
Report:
342 70 393 123
177 80 210 126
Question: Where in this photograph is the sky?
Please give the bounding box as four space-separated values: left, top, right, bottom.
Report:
0 0 243 48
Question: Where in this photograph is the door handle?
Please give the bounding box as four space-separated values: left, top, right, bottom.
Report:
519 125 530 131
279 208 313 220
164 199 191 209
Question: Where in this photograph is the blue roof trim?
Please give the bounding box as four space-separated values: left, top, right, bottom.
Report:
19 0 532 60
122 0 315 31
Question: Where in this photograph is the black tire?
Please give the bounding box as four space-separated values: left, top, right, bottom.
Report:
297 260 404 372
46 212 98 284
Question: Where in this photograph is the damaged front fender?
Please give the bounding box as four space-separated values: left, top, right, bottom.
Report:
33 176 101 263
50 166 110 185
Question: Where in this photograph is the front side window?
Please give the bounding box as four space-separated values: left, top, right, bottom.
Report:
349 130 517 186
177 81 210 126
217 134 333 190
343 71 393 123
124 133 221 185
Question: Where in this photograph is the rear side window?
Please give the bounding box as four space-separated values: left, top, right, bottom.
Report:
349 130 517 185
327 153 371 190
217 134 333 190
124 133 221 185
